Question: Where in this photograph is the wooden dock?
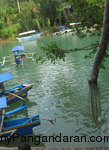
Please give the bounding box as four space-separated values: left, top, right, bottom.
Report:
0 147 109 150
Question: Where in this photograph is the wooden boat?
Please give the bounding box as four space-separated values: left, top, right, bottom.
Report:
0 97 27 121
0 97 40 138
0 114 40 137
12 46 25 65
0 72 33 104
0 46 35 67
16 30 43 42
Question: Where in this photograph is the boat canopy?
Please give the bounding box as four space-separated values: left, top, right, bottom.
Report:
19 30 36 36
0 72 14 83
59 26 65 28
11 46 24 52
0 97 7 109
70 22 81 26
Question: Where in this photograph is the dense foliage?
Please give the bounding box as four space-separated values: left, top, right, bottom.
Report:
0 0 104 39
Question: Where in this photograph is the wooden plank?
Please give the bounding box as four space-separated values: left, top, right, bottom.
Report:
9 92 25 101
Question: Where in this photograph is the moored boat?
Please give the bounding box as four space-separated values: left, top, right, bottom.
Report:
0 114 40 137
0 97 27 121
16 30 43 42
0 72 33 104
0 97 40 138
6 83 33 104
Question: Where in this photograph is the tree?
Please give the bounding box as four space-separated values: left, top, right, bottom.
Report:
89 0 109 84
37 0 59 26
39 0 107 84
19 1 35 31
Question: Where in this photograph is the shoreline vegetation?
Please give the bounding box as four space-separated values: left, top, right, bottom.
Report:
0 28 61 45
0 38 15 45
0 0 103 45
0 31 52 45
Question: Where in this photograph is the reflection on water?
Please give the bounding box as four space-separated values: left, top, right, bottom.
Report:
89 83 103 126
0 35 109 147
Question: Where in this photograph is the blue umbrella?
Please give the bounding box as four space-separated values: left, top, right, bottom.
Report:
11 46 24 52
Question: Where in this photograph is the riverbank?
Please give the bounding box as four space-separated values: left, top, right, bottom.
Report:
0 32 52 45
0 38 16 45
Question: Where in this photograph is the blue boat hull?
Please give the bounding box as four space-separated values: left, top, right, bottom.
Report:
0 115 40 137
5 103 27 117
16 32 43 42
0 103 27 121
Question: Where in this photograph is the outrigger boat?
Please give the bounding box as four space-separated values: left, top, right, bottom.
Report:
12 46 35 65
0 97 27 121
0 45 35 67
0 115 40 137
0 72 33 104
12 45 25 65
0 97 40 138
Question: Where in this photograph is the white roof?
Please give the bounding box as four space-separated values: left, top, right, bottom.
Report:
70 22 81 26
19 30 36 36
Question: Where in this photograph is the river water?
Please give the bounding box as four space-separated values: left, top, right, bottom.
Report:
0 34 109 147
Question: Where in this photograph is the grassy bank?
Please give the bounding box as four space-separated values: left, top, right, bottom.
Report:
0 38 16 45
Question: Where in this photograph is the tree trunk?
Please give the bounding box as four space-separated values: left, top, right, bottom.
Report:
89 0 109 84
63 9 69 23
89 83 102 126
17 0 20 13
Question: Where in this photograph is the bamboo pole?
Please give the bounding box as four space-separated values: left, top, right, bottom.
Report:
0 109 5 132
0 59 13 64
9 92 25 101
6 91 25 101
2 57 6 67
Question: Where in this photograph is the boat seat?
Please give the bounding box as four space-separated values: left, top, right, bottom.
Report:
10 87 20 91
22 83 30 87
10 87 20 93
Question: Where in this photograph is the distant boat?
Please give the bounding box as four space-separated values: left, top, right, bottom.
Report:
69 22 81 26
0 72 33 104
52 23 82 36
16 30 43 42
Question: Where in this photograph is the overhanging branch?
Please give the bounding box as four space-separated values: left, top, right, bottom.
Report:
59 43 98 53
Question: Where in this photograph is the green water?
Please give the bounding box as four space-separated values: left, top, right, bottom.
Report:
0 34 109 147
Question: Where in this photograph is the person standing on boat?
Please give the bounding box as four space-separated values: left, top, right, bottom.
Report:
14 50 23 65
